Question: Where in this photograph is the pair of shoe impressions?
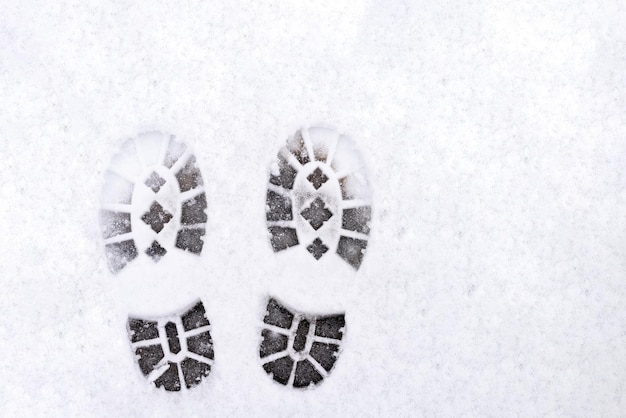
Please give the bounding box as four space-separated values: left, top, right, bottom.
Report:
100 126 372 391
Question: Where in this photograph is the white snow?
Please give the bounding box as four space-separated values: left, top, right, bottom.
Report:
1 0 625 416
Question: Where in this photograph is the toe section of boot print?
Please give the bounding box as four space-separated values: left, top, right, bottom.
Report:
100 132 207 274
128 300 214 392
259 297 345 389
265 127 372 270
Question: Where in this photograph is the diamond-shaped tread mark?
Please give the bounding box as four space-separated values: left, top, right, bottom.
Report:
145 171 166 193
307 167 329 190
300 197 332 230
141 201 173 233
145 241 167 262
307 238 328 260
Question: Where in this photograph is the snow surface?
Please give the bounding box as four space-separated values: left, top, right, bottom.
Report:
1 0 625 416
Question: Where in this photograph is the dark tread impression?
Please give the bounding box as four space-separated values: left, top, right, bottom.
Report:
128 301 214 392
266 127 372 270
100 132 207 273
259 298 345 389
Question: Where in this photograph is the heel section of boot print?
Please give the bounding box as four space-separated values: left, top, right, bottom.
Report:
128 300 214 392
259 297 345 389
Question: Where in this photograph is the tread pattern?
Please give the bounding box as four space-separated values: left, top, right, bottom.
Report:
259 298 345 389
266 127 372 270
128 301 214 392
100 132 207 273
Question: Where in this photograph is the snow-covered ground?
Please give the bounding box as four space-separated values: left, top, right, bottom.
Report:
1 1 625 416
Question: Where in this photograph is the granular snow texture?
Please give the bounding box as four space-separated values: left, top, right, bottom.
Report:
1 1 625 416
